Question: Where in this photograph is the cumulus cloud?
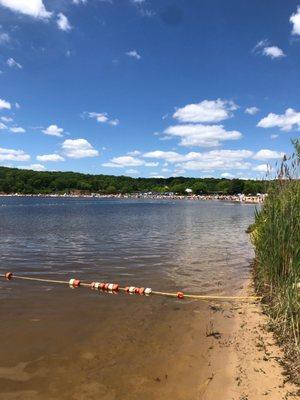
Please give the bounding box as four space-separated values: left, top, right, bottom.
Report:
0 98 11 109
57 13 72 31
245 106 259 115
1 116 13 122
253 40 285 59
7 57 22 69
257 108 300 131
10 126 25 133
262 46 285 59
142 149 251 172
221 172 234 178
0 0 52 19
62 138 99 158
163 124 242 147
143 149 253 172
86 112 119 126
253 149 284 160
102 155 158 168
42 124 64 137
36 154 65 162
73 0 87 4
0 122 7 129
126 50 141 60
19 163 45 171
252 164 272 173
173 99 237 123
0 147 30 161
103 156 146 168
290 6 300 35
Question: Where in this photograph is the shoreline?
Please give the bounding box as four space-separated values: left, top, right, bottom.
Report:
0 193 265 204
201 278 299 399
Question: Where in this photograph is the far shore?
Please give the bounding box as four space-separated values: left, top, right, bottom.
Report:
0 192 266 204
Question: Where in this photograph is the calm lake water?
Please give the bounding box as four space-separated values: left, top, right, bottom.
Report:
0 197 257 399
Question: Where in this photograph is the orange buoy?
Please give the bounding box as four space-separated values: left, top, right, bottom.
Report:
112 284 119 291
177 291 184 299
99 282 106 290
69 278 80 288
5 272 13 280
138 287 145 295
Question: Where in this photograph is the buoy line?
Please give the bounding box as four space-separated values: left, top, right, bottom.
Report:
2 272 262 302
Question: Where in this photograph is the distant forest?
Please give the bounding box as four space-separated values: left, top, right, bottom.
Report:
0 167 266 195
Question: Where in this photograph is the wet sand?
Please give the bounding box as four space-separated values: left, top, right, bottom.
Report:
0 280 298 399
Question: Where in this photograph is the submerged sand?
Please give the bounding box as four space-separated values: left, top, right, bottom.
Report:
0 280 298 400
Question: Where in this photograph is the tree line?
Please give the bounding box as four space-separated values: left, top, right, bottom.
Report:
0 166 266 195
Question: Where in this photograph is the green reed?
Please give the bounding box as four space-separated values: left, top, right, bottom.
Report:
251 139 300 353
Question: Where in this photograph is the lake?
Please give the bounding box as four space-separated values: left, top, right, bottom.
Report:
0 197 256 399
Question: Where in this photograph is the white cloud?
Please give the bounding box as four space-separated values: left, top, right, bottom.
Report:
0 98 11 109
42 124 64 137
73 0 87 3
0 147 30 161
10 126 25 133
252 164 272 173
290 6 300 35
86 112 119 126
143 149 253 172
0 0 51 19
126 50 141 60
221 172 234 178
270 134 279 139
253 149 284 160
0 32 10 44
0 122 7 129
37 154 65 162
1 116 13 122
7 57 22 69
262 46 285 59
127 150 141 156
62 138 99 158
103 156 145 168
19 163 45 171
257 108 300 131
245 106 259 115
163 124 242 147
15 102 20 109
253 40 285 59
125 169 139 174
173 99 238 123
57 13 72 32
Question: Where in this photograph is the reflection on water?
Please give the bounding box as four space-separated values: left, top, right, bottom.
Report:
0 197 257 399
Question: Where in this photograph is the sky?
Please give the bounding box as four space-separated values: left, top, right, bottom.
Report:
0 0 300 179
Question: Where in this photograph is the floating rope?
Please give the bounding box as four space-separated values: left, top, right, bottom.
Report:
2 272 262 302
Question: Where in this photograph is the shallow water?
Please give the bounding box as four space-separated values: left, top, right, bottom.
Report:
0 197 256 399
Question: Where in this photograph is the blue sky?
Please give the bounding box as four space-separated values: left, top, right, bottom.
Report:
0 0 299 179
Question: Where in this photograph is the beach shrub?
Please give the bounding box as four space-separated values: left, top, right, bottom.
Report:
251 140 300 364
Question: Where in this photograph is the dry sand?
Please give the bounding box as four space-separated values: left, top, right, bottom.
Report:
199 281 299 400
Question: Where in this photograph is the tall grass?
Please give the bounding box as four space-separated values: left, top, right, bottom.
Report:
251 139 300 361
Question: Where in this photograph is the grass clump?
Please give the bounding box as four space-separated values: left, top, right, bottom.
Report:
250 139 300 382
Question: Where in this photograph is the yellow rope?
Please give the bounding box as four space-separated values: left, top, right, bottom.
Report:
2 274 262 302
